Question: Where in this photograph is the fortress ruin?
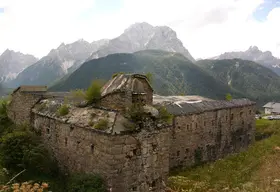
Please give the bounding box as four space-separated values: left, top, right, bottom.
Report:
7 74 256 192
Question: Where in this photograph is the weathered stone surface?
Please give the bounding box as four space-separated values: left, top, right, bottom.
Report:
7 75 256 192
7 90 42 124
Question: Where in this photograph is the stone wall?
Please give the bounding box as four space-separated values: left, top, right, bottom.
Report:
32 113 170 192
137 78 153 105
100 92 130 111
100 78 153 111
7 91 42 125
169 105 255 168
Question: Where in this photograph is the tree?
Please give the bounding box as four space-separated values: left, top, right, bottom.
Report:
145 72 153 84
225 93 232 101
85 80 103 104
0 129 55 174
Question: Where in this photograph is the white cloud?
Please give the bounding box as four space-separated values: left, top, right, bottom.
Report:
0 0 280 59
0 0 96 57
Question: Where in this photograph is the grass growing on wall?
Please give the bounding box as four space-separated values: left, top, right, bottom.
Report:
94 119 109 130
168 119 280 191
57 104 69 116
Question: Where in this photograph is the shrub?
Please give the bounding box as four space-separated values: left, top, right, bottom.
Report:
0 99 13 137
67 173 106 192
157 106 173 123
69 80 104 105
226 93 233 101
84 80 103 104
145 72 153 84
56 104 69 116
126 103 146 123
94 119 109 130
0 130 55 174
0 99 8 118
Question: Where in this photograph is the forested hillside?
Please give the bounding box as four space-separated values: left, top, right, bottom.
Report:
50 50 236 99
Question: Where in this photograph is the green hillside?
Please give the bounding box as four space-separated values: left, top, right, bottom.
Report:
196 59 280 103
50 50 234 99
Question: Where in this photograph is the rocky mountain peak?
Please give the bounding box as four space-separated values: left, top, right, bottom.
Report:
88 22 195 62
2 49 12 55
248 46 259 51
124 22 154 33
58 43 66 48
7 38 111 88
214 46 280 75
246 46 262 55
0 49 38 82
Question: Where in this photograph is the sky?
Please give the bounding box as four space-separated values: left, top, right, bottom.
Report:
0 0 280 59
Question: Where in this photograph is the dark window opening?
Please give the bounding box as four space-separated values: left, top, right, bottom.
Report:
226 116 228 121
70 125 74 131
132 186 137 191
65 138 68 146
195 123 198 128
133 148 141 156
212 120 214 126
185 148 189 154
90 144 94 153
151 181 156 187
242 120 244 125
204 121 206 126
177 151 180 156
77 141 81 145
240 112 243 117
46 128 50 134
249 110 252 115
231 114 234 120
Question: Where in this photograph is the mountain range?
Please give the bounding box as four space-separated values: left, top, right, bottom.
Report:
50 50 280 105
50 50 231 98
2 22 280 105
6 39 109 88
4 22 195 88
0 49 38 82
213 46 280 75
196 59 280 102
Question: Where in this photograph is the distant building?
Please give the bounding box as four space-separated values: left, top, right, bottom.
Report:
263 102 280 114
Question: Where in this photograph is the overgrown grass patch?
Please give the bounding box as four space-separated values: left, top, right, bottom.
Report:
94 119 109 130
168 119 280 191
56 104 69 117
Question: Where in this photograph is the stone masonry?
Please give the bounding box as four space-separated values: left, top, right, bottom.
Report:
7 74 256 192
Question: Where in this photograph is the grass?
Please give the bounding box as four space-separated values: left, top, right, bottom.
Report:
56 104 69 117
168 119 280 191
94 119 109 130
